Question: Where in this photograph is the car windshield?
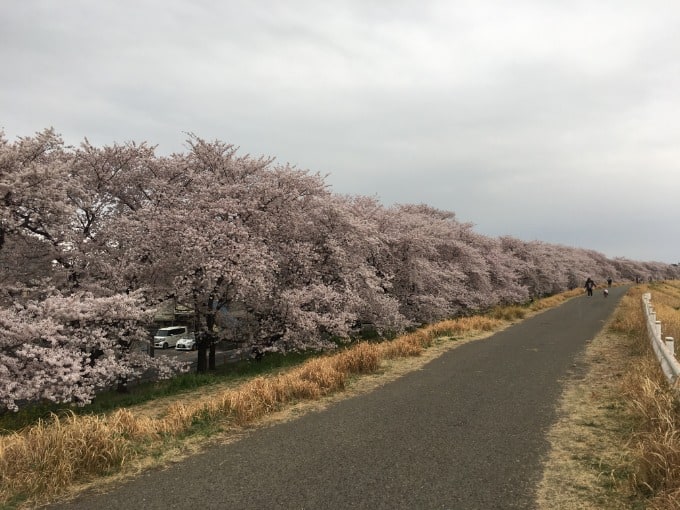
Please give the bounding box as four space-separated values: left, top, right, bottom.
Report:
155 331 169 337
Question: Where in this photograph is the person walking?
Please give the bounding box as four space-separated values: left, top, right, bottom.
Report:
585 277 596 297
607 277 612 288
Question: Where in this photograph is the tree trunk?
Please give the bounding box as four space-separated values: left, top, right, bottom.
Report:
206 298 217 371
209 342 216 370
116 377 128 393
197 344 208 373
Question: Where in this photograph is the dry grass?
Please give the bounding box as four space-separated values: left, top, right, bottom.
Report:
532 288 587 311
0 290 581 509
621 281 680 510
537 281 680 510
0 410 152 508
646 281 680 351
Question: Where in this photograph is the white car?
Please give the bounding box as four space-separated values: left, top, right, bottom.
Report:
175 334 197 351
153 326 188 349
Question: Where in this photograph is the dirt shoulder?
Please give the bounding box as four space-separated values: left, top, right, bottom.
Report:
536 323 642 509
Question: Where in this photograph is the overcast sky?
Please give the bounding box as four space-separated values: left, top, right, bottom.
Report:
2 1 680 263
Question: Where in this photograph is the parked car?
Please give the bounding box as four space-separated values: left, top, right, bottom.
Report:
153 326 188 349
175 333 197 351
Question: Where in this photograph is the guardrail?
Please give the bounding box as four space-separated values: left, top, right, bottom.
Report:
642 292 680 386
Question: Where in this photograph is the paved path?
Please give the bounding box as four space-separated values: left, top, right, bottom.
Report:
50 287 626 509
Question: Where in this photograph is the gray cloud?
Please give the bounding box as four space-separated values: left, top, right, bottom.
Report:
2 0 680 263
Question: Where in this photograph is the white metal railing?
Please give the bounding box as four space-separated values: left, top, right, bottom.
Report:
642 292 680 385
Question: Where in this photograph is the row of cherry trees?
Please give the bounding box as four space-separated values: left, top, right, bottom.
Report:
1 128 677 411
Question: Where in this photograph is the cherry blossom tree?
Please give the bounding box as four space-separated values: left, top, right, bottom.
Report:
0 129 73 296
96 137 407 361
368 204 498 323
464 234 530 306
498 238 575 297
0 131 188 408
87 139 274 371
0 290 186 411
260 193 408 349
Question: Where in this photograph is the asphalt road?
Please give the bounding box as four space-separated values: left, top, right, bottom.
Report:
50 287 626 510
